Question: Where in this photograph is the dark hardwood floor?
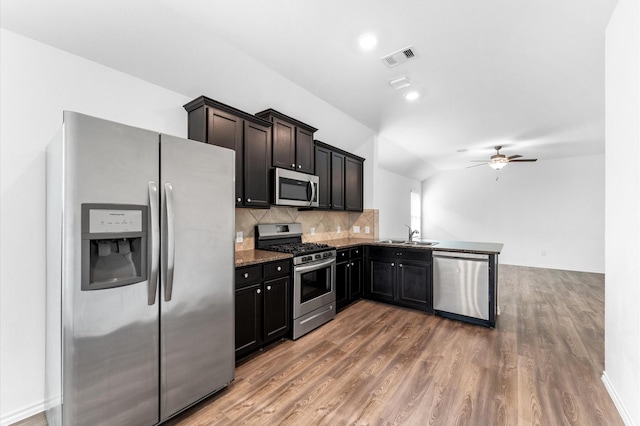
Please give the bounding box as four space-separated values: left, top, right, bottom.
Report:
17 265 622 425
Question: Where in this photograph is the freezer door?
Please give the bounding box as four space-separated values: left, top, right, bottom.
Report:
159 135 235 420
59 112 160 426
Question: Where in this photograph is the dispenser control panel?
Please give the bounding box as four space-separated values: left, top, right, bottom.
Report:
89 209 143 233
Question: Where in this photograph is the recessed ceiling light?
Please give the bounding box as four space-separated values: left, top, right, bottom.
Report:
358 33 378 50
405 91 420 101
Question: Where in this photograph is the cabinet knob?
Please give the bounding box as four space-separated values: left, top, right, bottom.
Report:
277 266 282 271
237 197 241 202
346 264 350 268
391 262 395 267
247 198 251 203
291 163 296 168
298 165 302 169
399 264 403 268
267 285 271 291
243 273 249 279
256 289 261 294
351 262 355 266
355 250 359 254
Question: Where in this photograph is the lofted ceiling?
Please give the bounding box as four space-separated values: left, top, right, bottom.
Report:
0 0 617 180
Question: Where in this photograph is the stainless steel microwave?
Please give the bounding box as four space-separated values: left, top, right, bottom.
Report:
274 168 319 207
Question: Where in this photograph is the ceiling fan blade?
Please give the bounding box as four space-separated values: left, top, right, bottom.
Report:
507 155 522 160
470 160 489 162
509 159 537 162
466 163 488 168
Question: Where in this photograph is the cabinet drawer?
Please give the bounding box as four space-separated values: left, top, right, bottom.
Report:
350 246 362 259
337 249 349 262
235 265 262 288
263 260 290 279
368 246 431 262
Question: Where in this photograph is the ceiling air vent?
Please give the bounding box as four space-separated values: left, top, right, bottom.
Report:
380 46 417 68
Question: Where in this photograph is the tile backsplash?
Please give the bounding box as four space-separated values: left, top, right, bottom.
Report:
235 207 379 251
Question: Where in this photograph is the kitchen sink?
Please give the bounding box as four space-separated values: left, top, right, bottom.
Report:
405 241 439 246
377 239 439 247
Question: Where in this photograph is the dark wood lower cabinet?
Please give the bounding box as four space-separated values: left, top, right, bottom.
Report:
235 260 290 361
263 276 289 341
336 247 364 311
235 282 262 357
365 247 432 312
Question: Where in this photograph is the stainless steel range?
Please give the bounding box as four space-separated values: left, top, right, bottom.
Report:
256 223 336 339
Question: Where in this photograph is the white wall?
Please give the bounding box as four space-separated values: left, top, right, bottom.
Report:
375 167 422 239
0 29 375 424
603 0 640 424
421 154 605 273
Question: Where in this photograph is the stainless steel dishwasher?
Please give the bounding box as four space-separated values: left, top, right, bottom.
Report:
433 251 490 321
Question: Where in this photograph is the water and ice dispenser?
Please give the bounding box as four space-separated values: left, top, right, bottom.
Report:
81 204 148 290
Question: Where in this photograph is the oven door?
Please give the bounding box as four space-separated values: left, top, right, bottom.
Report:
293 257 336 319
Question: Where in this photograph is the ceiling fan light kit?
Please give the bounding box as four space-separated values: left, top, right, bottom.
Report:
469 146 538 171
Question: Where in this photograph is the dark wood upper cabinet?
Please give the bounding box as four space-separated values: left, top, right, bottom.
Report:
255 109 317 174
243 121 271 207
345 156 363 211
314 145 331 209
184 96 272 208
315 140 365 212
331 152 345 210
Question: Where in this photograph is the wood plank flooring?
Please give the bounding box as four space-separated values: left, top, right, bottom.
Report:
16 265 623 426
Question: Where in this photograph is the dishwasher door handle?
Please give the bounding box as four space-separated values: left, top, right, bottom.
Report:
433 251 489 261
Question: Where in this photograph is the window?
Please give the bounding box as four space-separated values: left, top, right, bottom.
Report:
410 191 421 234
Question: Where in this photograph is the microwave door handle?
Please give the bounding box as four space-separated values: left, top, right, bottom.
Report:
308 178 316 206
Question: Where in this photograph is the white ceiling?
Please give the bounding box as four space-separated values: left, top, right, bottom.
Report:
0 0 617 180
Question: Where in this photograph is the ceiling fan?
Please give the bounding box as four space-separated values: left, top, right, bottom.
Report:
468 146 537 170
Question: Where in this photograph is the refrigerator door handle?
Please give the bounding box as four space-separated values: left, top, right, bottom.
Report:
164 182 176 301
148 181 160 305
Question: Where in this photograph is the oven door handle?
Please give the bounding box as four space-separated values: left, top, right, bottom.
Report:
296 258 336 272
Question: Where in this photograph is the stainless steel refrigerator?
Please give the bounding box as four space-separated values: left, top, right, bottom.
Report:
46 111 235 425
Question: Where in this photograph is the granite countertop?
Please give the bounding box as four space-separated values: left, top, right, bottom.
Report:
318 238 375 249
235 249 292 267
234 238 503 267
371 238 504 254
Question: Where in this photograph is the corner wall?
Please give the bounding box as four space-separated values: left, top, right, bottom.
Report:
603 0 640 424
0 29 375 424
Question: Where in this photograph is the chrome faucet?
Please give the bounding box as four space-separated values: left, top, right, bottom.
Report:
405 225 420 242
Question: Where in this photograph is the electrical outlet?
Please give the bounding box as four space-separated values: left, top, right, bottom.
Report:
353 226 360 233
310 227 315 235
365 226 370 234
337 226 341 233
236 231 243 243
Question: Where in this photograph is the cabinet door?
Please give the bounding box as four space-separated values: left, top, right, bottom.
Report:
206 108 244 207
263 277 290 343
335 261 349 311
397 260 431 311
367 258 395 302
314 145 331 209
235 283 262 359
345 156 363 212
295 128 314 174
349 257 363 300
272 117 295 170
331 152 345 210
243 121 271 207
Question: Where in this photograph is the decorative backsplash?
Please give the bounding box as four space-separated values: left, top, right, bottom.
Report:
235 207 379 251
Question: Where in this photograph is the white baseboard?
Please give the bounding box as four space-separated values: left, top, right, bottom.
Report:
0 400 45 426
602 371 635 426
